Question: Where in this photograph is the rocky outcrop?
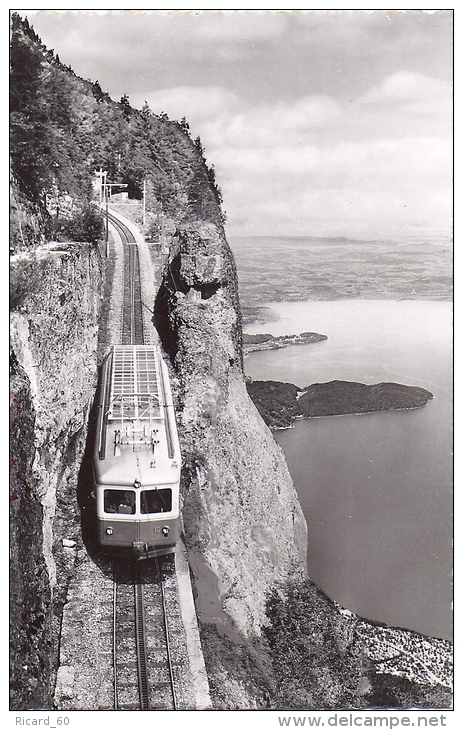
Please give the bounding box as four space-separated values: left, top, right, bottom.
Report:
10 242 102 709
155 222 308 647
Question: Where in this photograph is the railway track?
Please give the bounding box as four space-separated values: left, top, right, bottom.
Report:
121 245 144 345
108 210 178 711
107 211 145 345
113 559 178 710
107 210 137 245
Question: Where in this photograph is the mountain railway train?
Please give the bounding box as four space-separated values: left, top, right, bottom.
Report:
93 345 182 559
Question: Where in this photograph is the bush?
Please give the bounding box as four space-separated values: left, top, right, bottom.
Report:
53 206 104 243
10 256 41 309
264 580 369 709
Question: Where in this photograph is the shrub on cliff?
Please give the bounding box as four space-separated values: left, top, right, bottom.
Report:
367 673 452 709
49 206 104 243
264 580 369 709
264 580 452 709
10 254 41 310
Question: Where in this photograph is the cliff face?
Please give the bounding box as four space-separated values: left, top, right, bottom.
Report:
155 222 308 645
10 242 102 708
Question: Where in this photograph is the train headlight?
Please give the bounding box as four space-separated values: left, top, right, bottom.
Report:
162 526 170 537
106 527 113 535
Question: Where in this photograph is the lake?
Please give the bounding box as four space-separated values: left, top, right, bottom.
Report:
244 299 453 640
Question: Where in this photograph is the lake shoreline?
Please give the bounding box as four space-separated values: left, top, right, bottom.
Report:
270 403 433 430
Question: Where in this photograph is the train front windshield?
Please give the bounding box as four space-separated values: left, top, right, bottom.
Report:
104 489 136 514
140 489 172 514
102 488 172 515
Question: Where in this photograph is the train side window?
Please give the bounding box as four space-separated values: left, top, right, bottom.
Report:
140 488 172 514
104 489 136 514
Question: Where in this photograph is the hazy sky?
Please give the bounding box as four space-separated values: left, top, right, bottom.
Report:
19 9 453 239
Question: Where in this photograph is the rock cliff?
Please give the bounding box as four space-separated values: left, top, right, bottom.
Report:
10 242 102 708
154 222 452 709
155 222 308 643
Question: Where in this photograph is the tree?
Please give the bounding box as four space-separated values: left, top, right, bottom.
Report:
55 205 104 243
141 101 153 118
194 135 205 157
120 94 132 118
10 25 50 201
179 116 190 135
92 80 108 103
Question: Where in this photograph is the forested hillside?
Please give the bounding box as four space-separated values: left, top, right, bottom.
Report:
10 12 225 253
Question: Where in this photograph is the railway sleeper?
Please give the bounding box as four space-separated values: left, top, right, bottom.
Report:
117 699 140 710
146 645 171 656
117 681 139 693
147 665 171 682
117 662 138 672
117 642 137 655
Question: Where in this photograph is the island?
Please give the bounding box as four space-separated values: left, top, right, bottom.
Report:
243 331 327 355
246 379 434 429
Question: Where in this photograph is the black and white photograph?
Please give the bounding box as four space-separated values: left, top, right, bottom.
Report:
9 7 454 723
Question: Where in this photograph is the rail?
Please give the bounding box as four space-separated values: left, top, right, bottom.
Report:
113 560 178 710
106 211 137 245
154 556 178 710
106 211 145 345
135 565 150 710
121 245 144 345
113 562 140 710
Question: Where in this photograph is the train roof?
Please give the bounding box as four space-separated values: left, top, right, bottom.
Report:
94 345 181 487
109 345 163 421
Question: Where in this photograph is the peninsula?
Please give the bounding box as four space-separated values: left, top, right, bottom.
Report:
243 331 327 355
247 379 434 429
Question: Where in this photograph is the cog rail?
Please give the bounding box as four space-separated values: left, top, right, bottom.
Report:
113 559 178 711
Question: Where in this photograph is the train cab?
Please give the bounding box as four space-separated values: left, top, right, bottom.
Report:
93 345 182 559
